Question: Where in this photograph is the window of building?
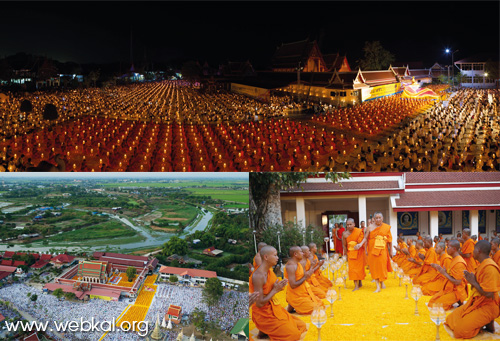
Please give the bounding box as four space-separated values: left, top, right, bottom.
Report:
330 91 336 97
340 91 346 97
461 64 472 71
463 77 473 83
351 90 359 97
473 64 484 71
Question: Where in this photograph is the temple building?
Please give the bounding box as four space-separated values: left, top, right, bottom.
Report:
76 260 110 283
272 39 327 73
280 173 500 245
166 304 182 324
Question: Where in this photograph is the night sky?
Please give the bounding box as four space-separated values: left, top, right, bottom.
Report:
1 1 498 68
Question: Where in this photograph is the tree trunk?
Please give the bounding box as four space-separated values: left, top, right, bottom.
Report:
262 183 283 229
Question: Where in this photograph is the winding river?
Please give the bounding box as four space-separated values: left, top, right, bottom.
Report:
0 209 213 253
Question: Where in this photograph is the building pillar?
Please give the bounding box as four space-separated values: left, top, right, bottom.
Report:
358 196 367 226
296 197 306 230
388 196 398 245
470 210 479 237
430 211 439 239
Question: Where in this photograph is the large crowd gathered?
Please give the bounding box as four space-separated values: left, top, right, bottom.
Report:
0 281 247 340
0 283 128 341
0 81 498 172
145 283 248 333
342 89 500 172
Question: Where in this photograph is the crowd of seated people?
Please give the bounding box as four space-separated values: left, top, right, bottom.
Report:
312 94 434 136
340 89 500 172
1 81 498 172
0 116 360 172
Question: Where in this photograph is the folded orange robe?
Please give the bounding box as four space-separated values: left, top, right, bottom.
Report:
413 247 438 285
462 239 479 272
313 254 333 289
346 228 366 281
304 258 326 299
422 252 452 296
406 248 426 277
400 244 417 273
394 241 408 266
250 269 307 340
492 250 500 267
284 262 320 315
428 255 467 310
445 258 500 339
367 223 392 281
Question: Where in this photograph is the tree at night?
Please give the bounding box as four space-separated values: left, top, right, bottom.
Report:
358 41 395 70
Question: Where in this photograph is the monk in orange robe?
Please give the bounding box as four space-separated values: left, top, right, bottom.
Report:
250 246 308 340
400 238 417 272
491 238 500 266
355 212 392 293
335 223 345 255
300 246 326 299
284 246 320 314
445 240 500 338
422 241 452 296
342 218 365 291
460 228 479 272
428 240 467 310
308 243 332 289
393 237 408 266
405 239 426 277
416 231 422 240
252 242 267 273
413 236 439 285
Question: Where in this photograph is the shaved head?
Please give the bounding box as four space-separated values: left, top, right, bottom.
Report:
308 242 317 249
437 241 445 249
301 246 309 252
475 240 491 256
492 238 500 246
416 239 424 247
258 242 267 251
289 246 301 257
260 245 276 257
463 228 471 237
448 239 460 251
347 218 355 223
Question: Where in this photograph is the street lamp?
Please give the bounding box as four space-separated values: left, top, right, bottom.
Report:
445 48 459 88
253 230 257 254
277 231 282 267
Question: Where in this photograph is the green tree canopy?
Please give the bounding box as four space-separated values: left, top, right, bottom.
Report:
52 288 64 299
250 172 349 233
358 41 395 70
162 236 189 256
202 277 223 306
126 266 137 282
191 308 208 335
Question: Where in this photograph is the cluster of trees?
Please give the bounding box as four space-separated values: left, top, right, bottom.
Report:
126 267 137 282
161 236 189 257
51 288 77 300
210 212 249 242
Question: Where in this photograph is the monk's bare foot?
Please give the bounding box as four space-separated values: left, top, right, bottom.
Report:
286 305 296 313
352 287 359 292
381 282 386 289
484 320 495 333
257 331 269 339
359 282 363 287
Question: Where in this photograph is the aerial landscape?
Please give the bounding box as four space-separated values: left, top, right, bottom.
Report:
0 173 250 340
